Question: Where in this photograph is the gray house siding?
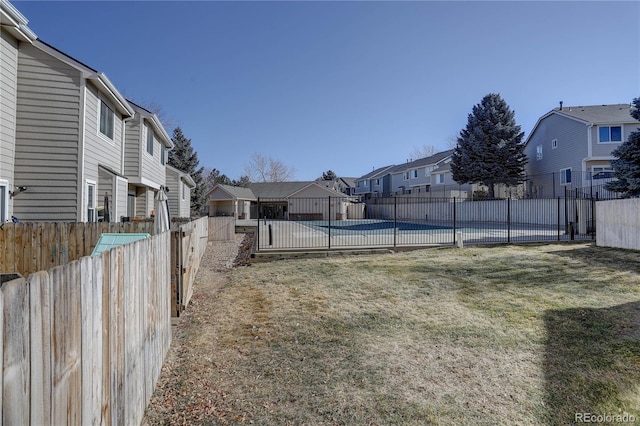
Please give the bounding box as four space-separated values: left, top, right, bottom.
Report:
124 114 141 178
166 169 180 218
0 30 19 219
14 43 80 221
590 124 627 158
140 124 165 188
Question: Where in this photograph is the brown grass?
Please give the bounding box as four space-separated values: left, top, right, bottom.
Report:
144 243 640 425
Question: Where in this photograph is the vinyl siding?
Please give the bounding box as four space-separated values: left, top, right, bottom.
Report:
115 176 128 220
179 183 191 218
166 167 190 218
83 84 124 184
14 43 80 221
590 124 630 157
140 123 165 188
0 30 19 216
525 114 589 177
135 187 154 218
124 114 141 178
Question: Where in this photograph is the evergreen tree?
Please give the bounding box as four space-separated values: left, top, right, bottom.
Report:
321 170 337 180
169 127 206 216
451 93 527 198
233 175 251 188
606 98 640 197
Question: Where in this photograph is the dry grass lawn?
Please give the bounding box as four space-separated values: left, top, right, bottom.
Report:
144 242 640 425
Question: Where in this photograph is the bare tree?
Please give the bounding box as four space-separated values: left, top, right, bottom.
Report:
244 153 296 182
409 144 436 161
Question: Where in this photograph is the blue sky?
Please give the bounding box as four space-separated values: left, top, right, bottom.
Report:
13 1 640 181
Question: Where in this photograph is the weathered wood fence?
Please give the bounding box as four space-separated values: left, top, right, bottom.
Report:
0 221 154 277
172 217 209 316
1 231 171 425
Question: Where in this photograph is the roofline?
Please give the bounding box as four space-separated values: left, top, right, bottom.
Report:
128 100 173 148
33 39 134 118
166 165 196 188
289 182 347 198
1 0 37 42
209 183 257 200
523 109 591 147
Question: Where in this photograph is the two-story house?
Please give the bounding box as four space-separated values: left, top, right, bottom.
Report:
12 39 135 222
124 101 174 220
523 103 639 198
389 150 458 196
0 0 36 222
353 165 395 198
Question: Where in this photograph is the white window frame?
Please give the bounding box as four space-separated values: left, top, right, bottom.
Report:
160 147 165 165
146 124 154 155
560 168 572 185
412 169 418 179
552 139 558 149
0 180 9 222
86 180 97 222
375 178 380 186
425 166 433 177
98 99 115 141
536 145 543 160
363 180 368 187
435 173 445 184
598 125 623 143
403 172 409 181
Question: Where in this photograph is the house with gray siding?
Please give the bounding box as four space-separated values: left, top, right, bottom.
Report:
124 101 174 220
389 150 459 196
523 103 639 198
0 0 36 222
12 38 134 222
165 165 195 219
353 165 395 198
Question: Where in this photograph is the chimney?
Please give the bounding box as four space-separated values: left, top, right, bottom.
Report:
559 101 563 111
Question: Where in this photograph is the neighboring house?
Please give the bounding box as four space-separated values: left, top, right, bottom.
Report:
208 184 256 219
523 103 639 198
207 181 356 220
0 0 37 222
316 176 357 196
165 165 196 219
353 165 395 198
124 101 174 220
389 150 457 196
12 38 134 222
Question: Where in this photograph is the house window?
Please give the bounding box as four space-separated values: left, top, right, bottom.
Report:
99 100 114 139
598 126 622 143
435 173 444 184
160 148 165 165
552 139 558 149
146 125 154 155
86 181 97 222
375 179 380 186
592 166 614 180
0 181 8 222
425 166 433 176
536 145 543 160
182 183 186 200
412 169 418 178
364 181 368 187
403 172 409 180
560 168 572 185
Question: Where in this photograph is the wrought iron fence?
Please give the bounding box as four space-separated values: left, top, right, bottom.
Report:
256 196 596 251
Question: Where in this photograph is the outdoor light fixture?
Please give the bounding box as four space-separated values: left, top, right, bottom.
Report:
9 186 27 198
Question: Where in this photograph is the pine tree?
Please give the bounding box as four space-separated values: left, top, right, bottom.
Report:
451 93 527 198
169 127 206 215
606 98 640 197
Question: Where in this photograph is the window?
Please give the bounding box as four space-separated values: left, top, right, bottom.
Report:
552 139 558 149
375 179 380 186
146 125 154 155
160 148 165 165
182 183 186 200
425 166 433 176
435 174 444 184
560 168 572 185
403 172 409 180
99 100 114 139
536 145 543 160
592 166 614 180
364 180 368 187
86 181 97 222
412 169 418 178
0 181 8 222
599 126 622 143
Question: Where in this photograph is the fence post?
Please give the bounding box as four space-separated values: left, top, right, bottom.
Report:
507 198 511 243
557 197 561 241
328 196 331 250
453 197 457 245
393 196 397 248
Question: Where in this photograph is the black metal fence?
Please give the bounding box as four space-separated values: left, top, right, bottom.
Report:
256 196 596 251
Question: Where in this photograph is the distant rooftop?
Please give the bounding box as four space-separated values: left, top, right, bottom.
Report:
554 103 637 124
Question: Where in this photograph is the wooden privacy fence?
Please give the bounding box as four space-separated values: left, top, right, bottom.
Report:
0 232 172 425
172 217 209 317
0 221 154 276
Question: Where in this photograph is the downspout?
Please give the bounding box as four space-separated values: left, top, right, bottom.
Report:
78 84 87 221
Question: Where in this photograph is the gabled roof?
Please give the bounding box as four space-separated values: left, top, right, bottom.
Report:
166 165 196 188
1 0 37 42
212 184 256 200
391 150 455 174
128 100 174 148
357 165 395 180
32 39 134 118
524 103 639 147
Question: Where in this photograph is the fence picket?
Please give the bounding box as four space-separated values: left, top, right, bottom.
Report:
29 271 52 425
